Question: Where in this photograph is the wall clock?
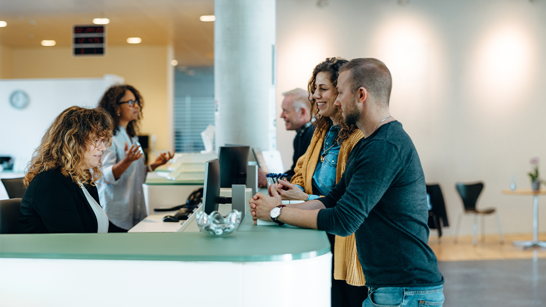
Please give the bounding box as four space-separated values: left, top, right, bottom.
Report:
9 90 30 110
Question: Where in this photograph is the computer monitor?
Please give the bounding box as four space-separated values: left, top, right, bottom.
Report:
251 147 269 173
219 146 249 188
202 159 221 214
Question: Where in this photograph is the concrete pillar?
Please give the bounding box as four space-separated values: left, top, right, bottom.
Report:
214 0 276 151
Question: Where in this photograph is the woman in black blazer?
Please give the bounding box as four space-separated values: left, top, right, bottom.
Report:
19 106 124 233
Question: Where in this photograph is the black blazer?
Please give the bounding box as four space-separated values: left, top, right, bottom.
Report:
19 168 112 233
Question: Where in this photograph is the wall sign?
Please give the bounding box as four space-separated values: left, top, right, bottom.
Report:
73 25 106 56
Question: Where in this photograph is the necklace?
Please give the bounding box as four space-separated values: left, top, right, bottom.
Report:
367 116 392 138
320 141 338 163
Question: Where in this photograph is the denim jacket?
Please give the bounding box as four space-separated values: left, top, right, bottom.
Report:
297 125 341 201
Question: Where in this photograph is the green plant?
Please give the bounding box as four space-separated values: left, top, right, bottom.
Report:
529 157 540 182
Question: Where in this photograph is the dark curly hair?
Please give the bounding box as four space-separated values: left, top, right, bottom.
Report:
24 106 113 187
97 84 144 138
307 57 358 143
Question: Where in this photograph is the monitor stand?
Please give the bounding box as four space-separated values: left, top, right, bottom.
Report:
231 184 246 220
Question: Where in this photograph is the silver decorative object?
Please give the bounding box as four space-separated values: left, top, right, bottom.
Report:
195 209 242 236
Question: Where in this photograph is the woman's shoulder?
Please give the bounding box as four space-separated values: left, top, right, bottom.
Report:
346 128 365 144
30 168 75 191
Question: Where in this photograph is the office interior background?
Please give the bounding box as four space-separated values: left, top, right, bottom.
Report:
1 0 546 240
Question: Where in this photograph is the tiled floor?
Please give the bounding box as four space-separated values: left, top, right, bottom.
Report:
439 259 546 307
430 234 546 306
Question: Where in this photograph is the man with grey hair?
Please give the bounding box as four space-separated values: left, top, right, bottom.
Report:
251 58 444 306
258 88 315 186
280 88 315 181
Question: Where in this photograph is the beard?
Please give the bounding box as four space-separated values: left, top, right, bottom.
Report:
344 106 360 126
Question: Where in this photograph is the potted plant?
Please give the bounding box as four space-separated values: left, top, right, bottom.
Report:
529 157 541 191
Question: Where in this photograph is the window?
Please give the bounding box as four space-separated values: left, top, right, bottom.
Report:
173 67 214 152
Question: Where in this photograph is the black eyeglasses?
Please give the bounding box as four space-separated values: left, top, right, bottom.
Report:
118 100 140 107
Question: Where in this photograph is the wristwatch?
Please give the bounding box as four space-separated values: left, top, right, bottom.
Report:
270 205 286 226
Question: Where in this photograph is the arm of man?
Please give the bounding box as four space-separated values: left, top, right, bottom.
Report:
249 189 326 228
316 140 401 237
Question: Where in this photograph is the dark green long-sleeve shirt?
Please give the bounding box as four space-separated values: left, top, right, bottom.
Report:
317 121 443 288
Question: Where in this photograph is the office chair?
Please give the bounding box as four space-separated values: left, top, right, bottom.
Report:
454 182 504 246
0 198 22 234
426 184 450 242
1 177 27 199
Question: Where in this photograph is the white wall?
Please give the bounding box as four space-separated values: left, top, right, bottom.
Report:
276 0 546 236
0 75 123 171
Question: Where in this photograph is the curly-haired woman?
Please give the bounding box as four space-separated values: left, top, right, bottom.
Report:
97 85 173 231
274 58 367 307
19 106 124 233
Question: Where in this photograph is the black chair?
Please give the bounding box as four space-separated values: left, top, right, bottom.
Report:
454 182 504 246
0 198 22 234
1 177 27 199
426 184 449 242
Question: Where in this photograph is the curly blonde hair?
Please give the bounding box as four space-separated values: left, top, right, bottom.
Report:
24 106 113 187
307 57 358 143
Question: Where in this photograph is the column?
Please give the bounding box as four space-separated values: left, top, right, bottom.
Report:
214 0 276 151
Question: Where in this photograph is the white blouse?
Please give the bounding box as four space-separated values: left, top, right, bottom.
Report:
98 126 147 230
79 183 109 233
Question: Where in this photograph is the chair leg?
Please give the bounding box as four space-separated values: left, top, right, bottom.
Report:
454 213 462 243
473 214 478 246
435 215 442 243
495 211 504 244
481 215 485 243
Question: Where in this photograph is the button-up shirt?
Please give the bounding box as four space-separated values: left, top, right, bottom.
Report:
303 125 341 201
97 126 147 230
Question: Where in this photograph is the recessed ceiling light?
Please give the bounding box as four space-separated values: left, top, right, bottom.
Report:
0 21 7 27
93 18 110 25
127 37 142 44
41 40 56 47
199 15 215 22
171 60 178 66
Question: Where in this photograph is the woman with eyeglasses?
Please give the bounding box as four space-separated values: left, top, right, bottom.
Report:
97 85 173 231
19 106 125 233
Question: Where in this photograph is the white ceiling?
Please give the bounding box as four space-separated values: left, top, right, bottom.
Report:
0 0 215 66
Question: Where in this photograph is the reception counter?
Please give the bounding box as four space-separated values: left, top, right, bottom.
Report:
0 217 331 307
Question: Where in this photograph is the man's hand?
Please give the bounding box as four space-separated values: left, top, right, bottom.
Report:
277 179 309 201
249 189 283 224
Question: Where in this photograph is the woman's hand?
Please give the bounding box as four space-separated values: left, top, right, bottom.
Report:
276 179 308 201
122 142 143 163
153 151 174 167
113 142 143 180
148 151 174 172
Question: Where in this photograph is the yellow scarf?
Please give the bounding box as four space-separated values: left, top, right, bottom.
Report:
291 127 366 286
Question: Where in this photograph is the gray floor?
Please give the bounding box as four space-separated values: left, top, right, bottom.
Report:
439 258 546 307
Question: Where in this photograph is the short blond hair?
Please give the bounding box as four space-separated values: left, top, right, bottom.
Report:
282 88 311 113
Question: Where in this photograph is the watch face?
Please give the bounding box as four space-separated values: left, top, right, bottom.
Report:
270 207 281 219
9 90 30 110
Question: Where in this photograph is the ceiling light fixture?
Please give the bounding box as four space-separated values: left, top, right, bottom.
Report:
171 60 178 66
0 21 7 27
93 18 110 25
41 40 56 47
200 15 216 22
127 37 142 44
